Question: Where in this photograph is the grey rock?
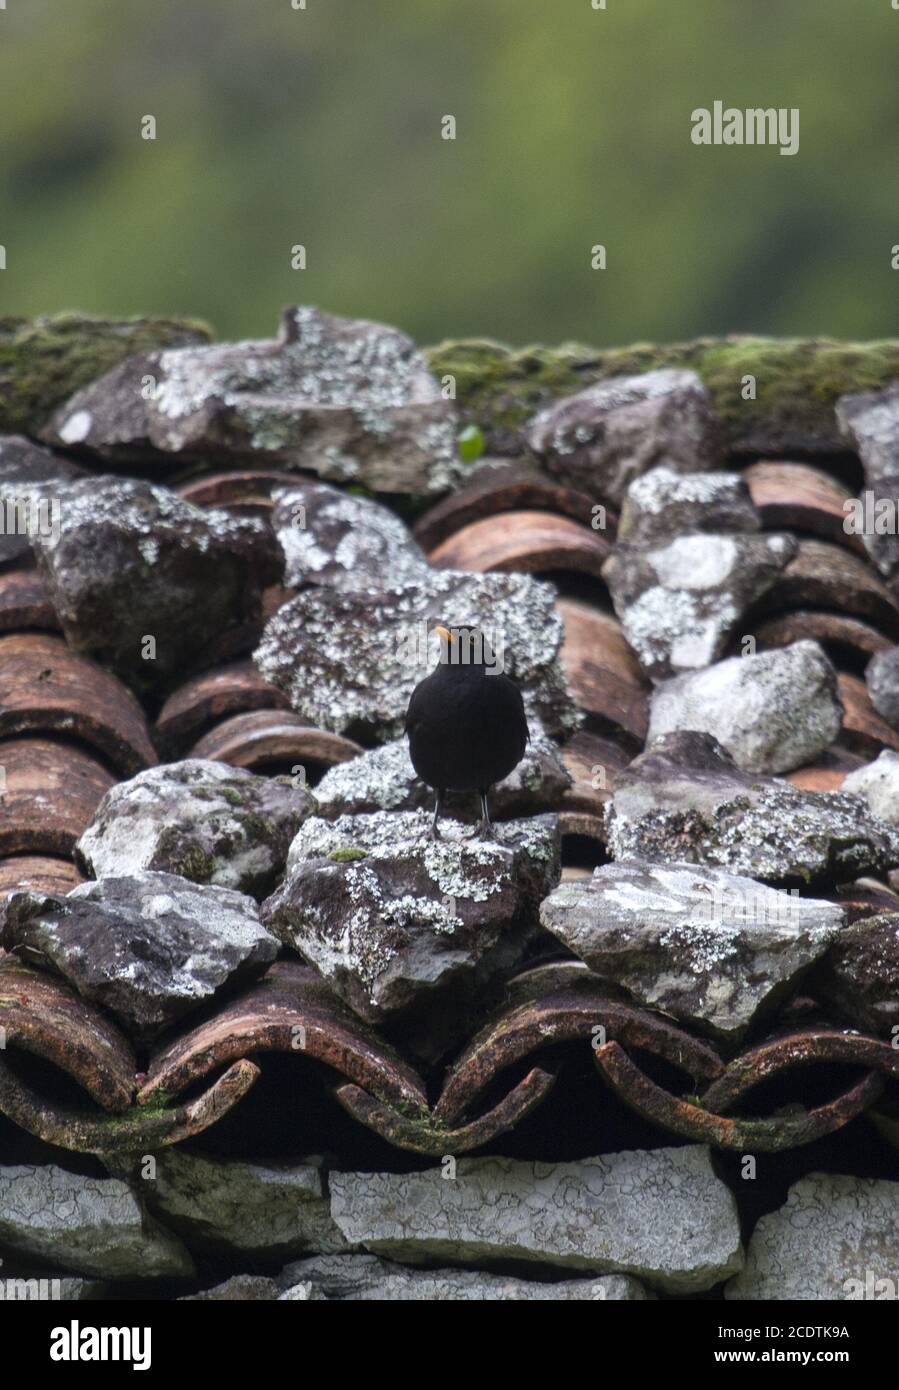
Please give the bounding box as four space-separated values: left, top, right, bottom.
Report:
811 912 899 1035
866 647 899 729
329 1147 743 1294
277 1253 652 1301
313 722 570 820
838 386 899 489
41 306 461 498
526 369 725 506
181 1275 281 1301
836 387 899 577
76 759 315 899
647 641 843 773
0 435 87 567
727 1173 899 1301
0 1165 194 1280
842 750 899 824
617 465 761 546
32 476 281 686
261 810 560 1023
149 1150 346 1259
3 871 278 1041
604 531 796 681
604 731 899 887
254 569 579 743
271 480 430 590
540 862 844 1043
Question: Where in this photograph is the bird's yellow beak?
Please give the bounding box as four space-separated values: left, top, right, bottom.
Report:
434 624 453 644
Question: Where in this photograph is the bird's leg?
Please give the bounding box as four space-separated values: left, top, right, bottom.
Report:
476 788 497 840
429 788 444 840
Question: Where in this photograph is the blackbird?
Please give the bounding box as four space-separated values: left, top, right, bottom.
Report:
405 623 529 838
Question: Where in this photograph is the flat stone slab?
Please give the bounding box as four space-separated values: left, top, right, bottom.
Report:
329 1147 743 1294
41 306 461 497
262 810 560 1022
0 1164 194 1280
727 1173 899 1300
3 871 278 1042
278 1253 653 1301
540 862 844 1043
149 1150 347 1260
604 731 899 887
76 758 315 899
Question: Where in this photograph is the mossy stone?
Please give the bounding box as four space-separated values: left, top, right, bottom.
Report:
0 312 213 435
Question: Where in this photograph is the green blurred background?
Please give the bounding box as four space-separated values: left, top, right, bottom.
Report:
1 0 897 347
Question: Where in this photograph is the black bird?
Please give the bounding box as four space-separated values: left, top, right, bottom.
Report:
405 623 529 839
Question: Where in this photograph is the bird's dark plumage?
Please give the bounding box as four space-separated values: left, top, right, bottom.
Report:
405 624 529 837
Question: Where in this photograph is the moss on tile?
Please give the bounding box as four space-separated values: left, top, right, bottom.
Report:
426 335 899 455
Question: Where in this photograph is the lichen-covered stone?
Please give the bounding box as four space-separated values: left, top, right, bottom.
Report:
42 307 461 497
3 872 278 1042
254 570 579 743
149 1151 347 1259
525 368 725 505
647 641 843 773
604 532 796 681
426 335 899 458
76 759 314 899
604 731 899 887
271 479 430 590
811 912 899 1035
866 647 899 729
842 750 899 824
329 1147 743 1294
277 1253 653 1301
617 465 761 545
312 720 570 820
838 386 899 483
836 386 899 577
726 1173 899 1301
32 476 282 687
0 435 88 567
261 810 560 1023
0 1164 194 1279
0 312 211 437
540 862 844 1043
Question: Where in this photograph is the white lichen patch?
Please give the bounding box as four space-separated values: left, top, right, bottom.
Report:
254 568 577 740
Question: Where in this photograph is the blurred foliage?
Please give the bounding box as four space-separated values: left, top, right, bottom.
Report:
0 0 897 347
